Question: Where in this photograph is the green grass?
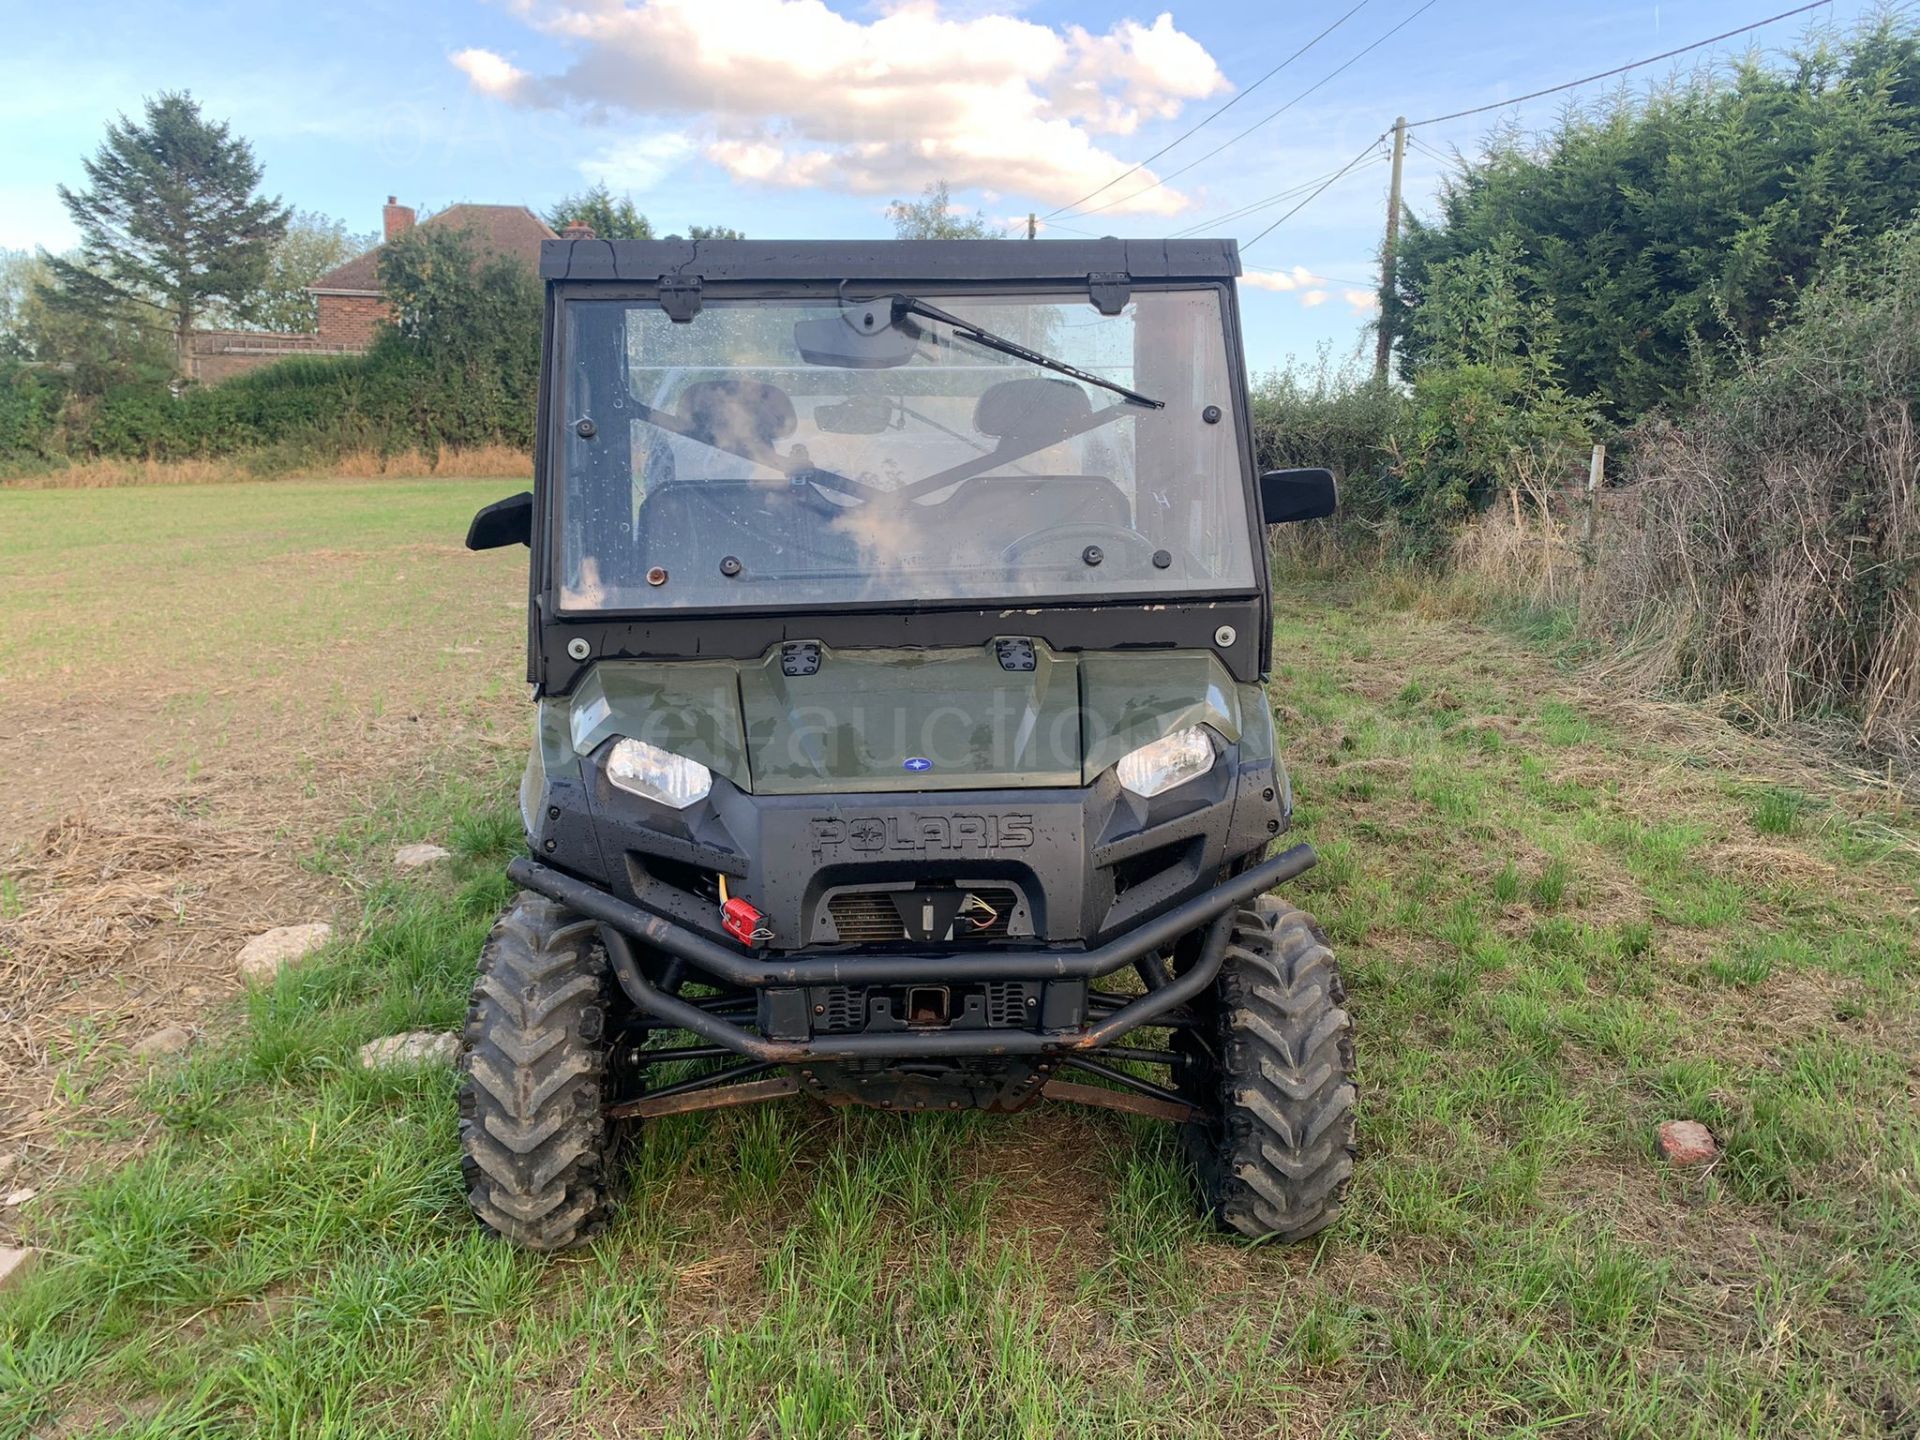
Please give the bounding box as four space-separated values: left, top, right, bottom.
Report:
0 480 525 685
1750 786 1807 836
4 511 1920 1435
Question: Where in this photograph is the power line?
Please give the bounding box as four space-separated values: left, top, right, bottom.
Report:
1169 154 1387 237
1242 135 1388 251
1405 0 1832 130
1043 0 1375 220
1059 0 1441 221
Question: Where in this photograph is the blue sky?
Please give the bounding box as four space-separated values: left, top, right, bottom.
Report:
3 0 1883 372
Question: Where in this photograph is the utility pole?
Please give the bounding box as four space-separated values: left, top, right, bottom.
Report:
1027 212 1037 240
1374 116 1407 382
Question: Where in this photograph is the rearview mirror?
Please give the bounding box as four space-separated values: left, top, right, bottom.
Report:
1259 468 1337 525
467 491 533 550
794 315 920 369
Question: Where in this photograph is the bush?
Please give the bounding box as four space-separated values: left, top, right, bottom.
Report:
0 226 539 474
1249 349 1408 555
0 363 64 462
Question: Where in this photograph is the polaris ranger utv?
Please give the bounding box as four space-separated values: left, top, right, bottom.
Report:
461 237 1353 1250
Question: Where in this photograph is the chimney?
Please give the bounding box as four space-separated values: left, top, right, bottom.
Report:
561 220 596 241
383 196 415 243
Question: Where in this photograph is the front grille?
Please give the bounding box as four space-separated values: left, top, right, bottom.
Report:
826 892 904 942
806 981 1037 1034
818 987 866 1032
825 886 1021 942
984 982 1027 1026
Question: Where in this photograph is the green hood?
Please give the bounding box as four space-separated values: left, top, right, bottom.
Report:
561 641 1258 795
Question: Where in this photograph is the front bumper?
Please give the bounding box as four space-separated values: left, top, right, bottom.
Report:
508 841 1316 1063
530 736 1288 954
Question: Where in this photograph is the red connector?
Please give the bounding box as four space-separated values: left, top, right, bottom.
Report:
721 895 767 948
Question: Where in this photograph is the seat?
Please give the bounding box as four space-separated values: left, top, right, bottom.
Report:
973 376 1093 445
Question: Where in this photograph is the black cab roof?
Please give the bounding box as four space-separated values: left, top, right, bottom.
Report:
538 237 1241 285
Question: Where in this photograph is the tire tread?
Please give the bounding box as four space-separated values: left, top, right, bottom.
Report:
457 892 616 1251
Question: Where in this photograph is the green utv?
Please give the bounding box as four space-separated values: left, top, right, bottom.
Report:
461 237 1353 1249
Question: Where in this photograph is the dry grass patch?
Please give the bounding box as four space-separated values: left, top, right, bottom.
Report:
2 446 531 490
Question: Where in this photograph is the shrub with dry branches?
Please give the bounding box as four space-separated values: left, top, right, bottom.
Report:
1583 221 1920 756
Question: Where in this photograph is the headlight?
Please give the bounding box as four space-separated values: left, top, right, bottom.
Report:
1115 726 1216 798
606 737 712 808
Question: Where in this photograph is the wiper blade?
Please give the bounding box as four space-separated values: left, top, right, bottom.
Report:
889 295 1165 410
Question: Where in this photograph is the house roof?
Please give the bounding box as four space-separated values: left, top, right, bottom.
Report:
311 204 559 294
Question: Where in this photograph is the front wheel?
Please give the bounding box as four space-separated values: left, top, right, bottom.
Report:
1176 896 1356 1242
458 892 621 1250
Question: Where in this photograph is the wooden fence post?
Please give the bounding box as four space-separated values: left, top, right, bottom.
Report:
1582 442 1606 563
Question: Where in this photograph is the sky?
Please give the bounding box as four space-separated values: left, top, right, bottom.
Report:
1 0 1887 373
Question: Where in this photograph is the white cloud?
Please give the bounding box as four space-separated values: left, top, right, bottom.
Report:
1051 14 1226 136
1300 289 1329 308
580 131 699 190
1343 288 1378 315
1242 265 1314 293
449 1 1228 214
451 48 528 98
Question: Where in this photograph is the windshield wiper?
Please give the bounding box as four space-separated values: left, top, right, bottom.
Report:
886 294 1165 410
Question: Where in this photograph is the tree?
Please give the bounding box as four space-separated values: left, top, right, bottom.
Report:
1396 234 1594 537
5 247 172 388
886 181 999 240
229 210 375 333
43 92 290 376
546 183 653 240
1394 16 1920 421
0 251 32 361
375 225 542 450
685 224 746 241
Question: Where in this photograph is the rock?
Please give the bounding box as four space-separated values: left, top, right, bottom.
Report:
358 1031 461 1070
237 922 332 981
2 1187 35 1208
394 843 453 871
0 1245 36 1294
132 1025 192 1059
1657 1119 1718 1166
0 1153 17 1181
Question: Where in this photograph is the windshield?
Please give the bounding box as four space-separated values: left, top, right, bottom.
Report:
555 287 1256 612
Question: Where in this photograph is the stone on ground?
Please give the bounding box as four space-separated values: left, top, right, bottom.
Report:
2 1188 35 1208
237 922 332 981
394 842 453 870
0 1246 36 1294
1657 1119 1718 1165
359 1031 461 1070
132 1025 192 1059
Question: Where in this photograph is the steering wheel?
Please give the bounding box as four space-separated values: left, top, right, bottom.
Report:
1000 522 1163 582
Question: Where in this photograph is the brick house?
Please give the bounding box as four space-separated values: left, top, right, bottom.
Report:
187 197 557 380
307 198 559 350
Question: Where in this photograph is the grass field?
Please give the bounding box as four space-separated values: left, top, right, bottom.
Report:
3 480 1918 1438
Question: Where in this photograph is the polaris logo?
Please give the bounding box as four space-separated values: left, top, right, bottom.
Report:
809 813 1034 858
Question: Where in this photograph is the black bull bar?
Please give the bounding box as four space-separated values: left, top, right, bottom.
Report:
506 842 1316 1063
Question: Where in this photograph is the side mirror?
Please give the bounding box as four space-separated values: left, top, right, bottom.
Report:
1259 467 1337 525
467 491 533 550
